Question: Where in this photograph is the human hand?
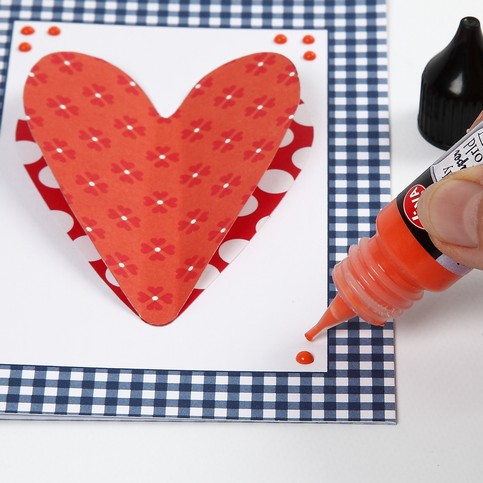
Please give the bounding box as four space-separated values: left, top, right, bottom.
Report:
417 111 483 269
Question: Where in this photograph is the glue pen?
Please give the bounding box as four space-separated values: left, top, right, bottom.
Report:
305 118 483 340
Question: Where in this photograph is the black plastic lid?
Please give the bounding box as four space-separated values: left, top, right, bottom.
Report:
418 17 483 149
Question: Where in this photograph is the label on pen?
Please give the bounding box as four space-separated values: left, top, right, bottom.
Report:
396 123 483 275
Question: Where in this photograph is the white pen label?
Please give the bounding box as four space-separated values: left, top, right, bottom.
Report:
395 122 483 274
431 127 483 181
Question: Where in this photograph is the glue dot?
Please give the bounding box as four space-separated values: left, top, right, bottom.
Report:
303 51 316 61
302 34 315 44
21 26 35 35
274 34 287 44
48 26 61 36
18 42 32 52
296 351 314 365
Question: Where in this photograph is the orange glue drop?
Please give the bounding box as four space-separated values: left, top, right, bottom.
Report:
306 118 483 341
48 26 61 36
274 34 287 44
303 51 316 61
21 26 35 35
18 42 32 52
296 351 314 365
302 34 315 44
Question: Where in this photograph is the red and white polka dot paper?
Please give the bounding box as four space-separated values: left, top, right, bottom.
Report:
19 51 314 326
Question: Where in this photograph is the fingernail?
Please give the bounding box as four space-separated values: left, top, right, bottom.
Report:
418 179 483 247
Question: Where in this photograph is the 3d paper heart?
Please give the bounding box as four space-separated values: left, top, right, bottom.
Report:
23 52 301 326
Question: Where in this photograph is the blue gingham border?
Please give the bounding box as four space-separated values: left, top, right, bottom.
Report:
0 0 394 423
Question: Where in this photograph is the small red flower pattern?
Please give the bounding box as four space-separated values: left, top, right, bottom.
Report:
179 163 211 187
50 53 83 75
176 255 207 282
212 129 243 153
25 108 44 127
277 65 298 86
26 65 48 87
211 173 242 198
46 95 79 118
105 252 138 278
243 139 275 163
111 160 143 183
245 96 275 119
79 127 111 151
81 216 105 242
245 53 277 75
145 145 179 168
114 115 146 139
117 75 139 95
75 171 108 196
138 287 173 311
178 209 209 234
82 83 114 107
140 238 176 261
208 218 231 242
181 118 212 142
213 85 244 108
61 188 73 205
276 106 296 127
191 76 213 98
43 138 76 163
143 191 178 214
107 205 141 230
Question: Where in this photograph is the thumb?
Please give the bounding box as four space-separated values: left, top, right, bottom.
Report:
417 165 483 270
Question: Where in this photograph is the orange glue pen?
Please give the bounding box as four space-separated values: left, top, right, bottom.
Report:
306 118 483 341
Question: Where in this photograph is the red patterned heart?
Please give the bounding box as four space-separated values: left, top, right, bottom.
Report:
23 52 302 326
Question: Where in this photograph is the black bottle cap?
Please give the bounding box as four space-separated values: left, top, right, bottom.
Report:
418 16 483 150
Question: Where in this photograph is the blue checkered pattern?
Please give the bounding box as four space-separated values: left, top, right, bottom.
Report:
0 0 395 423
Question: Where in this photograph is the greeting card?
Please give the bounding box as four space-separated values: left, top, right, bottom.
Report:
1 21 328 373
0 0 394 423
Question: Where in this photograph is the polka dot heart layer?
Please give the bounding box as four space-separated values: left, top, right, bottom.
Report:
21 52 314 326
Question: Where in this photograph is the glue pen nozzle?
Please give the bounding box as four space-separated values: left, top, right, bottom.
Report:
305 294 356 341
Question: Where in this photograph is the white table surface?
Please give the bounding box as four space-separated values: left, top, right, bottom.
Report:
1 1 483 481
